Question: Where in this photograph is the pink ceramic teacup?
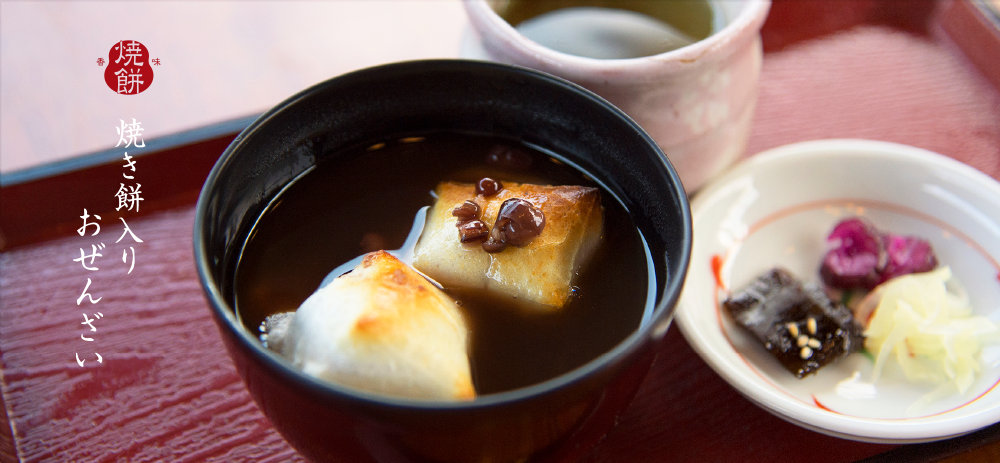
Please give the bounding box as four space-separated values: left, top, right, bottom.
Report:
464 0 771 192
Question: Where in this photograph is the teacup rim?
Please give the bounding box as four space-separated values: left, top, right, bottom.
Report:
464 0 771 79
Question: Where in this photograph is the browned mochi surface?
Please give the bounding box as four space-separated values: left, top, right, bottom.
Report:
273 251 474 400
413 181 602 309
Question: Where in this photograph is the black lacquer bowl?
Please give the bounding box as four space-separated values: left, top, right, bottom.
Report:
194 60 691 463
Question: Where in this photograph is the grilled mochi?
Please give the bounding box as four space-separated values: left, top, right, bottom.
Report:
413 181 602 309
274 251 475 401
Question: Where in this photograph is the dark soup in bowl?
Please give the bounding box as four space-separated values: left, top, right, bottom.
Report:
236 132 653 397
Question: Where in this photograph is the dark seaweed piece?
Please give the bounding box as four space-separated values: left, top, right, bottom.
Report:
724 268 865 378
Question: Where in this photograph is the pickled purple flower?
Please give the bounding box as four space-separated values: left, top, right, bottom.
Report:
820 218 937 290
820 218 883 290
881 234 937 282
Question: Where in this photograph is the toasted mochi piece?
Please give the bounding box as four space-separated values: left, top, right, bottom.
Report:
276 251 474 401
413 181 602 309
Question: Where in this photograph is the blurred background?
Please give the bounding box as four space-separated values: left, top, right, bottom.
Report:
1 1 468 174
3 0 999 179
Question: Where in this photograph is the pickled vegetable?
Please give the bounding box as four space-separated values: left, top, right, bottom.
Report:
865 267 997 396
820 218 937 291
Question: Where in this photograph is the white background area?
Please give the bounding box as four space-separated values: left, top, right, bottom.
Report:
0 1 468 173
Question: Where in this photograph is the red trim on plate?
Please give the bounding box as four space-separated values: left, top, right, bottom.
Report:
711 254 725 290
813 395 840 414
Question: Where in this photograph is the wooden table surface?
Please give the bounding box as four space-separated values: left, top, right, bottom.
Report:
3 1 1000 462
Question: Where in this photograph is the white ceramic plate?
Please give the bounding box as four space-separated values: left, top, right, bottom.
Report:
675 139 1000 443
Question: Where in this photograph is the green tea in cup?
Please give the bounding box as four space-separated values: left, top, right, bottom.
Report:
495 0 718 59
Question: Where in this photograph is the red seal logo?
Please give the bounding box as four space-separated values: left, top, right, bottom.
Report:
104 40 154 95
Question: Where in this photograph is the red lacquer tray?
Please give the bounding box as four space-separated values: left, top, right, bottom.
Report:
3 1 1000 461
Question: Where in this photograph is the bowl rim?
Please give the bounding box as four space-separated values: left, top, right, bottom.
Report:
676 138 1000 442
193 59 692 411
